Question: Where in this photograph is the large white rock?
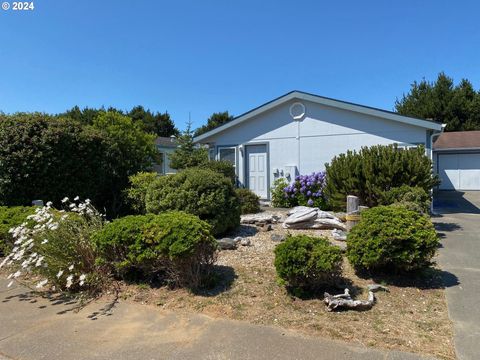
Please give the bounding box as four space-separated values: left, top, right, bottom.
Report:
283 207 345 230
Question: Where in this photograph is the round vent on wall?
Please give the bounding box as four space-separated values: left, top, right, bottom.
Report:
289 102 305 120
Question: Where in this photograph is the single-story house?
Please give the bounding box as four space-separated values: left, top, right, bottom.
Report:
153 136 177 175
194 90 444 199
433 131 480 190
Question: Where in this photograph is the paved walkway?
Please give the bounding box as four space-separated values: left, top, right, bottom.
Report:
433 191 480 360
0 279 431 360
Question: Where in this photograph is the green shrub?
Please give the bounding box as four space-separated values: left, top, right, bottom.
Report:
324 144 439 210
0 206 35 254
274 235 342 292
236 188 260 214
201 160 236 185
94 211 217 288
1 199 109 294
145 168 240 236
379 185 431 213
271 178 294 208
346 205 439 271
125 172 159 214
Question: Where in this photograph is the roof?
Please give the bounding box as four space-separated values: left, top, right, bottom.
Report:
194 90 444 142
433 131 480 150
155 136 177 148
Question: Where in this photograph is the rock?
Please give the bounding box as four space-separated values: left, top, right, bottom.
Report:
367 284 389 292
271 233 287 242
217 238 237 250
233 236 243 245
241 213 281 224
257 223 272 232
331 229 347 241
283 218 346 230
240 238 251 246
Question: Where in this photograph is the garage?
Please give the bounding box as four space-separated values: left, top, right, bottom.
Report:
434 131 480 190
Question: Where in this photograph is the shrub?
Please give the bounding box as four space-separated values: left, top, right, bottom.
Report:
0 206 35 254
145 168 240 236
236 188 260 214
346 205 439 271
379 185 431 213
95 211 217 288
0 199 109 294
283 172 327 208
271 178 294 208
201 160 236 184
324 144 439 210
274 235 342 292
125 172 159 214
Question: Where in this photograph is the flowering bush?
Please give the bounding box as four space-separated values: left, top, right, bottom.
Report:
283 172 327 208
0 197 109 295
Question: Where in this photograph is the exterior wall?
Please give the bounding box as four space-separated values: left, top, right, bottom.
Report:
200 99 429 198
153 146 177 174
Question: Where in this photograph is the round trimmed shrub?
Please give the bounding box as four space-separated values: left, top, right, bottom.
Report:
145 168 240 236
346 205 439 271
200 160 236 184
274 235 342 292
0 206 35 254
236 188 260 214
94 211 217 288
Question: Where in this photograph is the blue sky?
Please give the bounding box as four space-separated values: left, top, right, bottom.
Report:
0 0 479 130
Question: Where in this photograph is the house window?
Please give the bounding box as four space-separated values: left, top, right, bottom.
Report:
218 147 236 170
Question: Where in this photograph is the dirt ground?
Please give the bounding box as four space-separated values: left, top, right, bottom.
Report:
120 212 455 360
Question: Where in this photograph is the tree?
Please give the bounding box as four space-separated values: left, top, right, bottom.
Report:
395 72 480 131
62 106 121 125
128 106 179 137
91 111 157 215
195 111 233 137
169 122 208 169
0 112 157 217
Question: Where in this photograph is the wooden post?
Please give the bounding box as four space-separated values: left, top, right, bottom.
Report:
346 195 360 231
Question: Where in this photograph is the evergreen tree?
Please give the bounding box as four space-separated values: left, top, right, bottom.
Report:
195 111 233 137
169 122 208 169
395 72 480 131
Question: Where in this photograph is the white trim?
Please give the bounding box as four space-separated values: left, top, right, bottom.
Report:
194 91 443 142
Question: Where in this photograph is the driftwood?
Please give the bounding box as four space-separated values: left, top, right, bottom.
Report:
283 207 346 230
324 288 375 311
241 213 281 224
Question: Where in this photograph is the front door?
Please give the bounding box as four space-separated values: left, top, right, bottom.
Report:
246 145 268 199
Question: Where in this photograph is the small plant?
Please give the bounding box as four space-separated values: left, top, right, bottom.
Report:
94 211 217 288
145 168 240 236
0 198 109 294
125 172 159 214
274 235 342 293
236 188 260 214
271 178 293 208
283 172 327 208
0 206 35 255
346 205 439 271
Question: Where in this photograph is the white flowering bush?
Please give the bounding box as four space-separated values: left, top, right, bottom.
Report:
0 197 109 294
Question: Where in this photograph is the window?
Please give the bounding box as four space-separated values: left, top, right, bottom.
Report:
218 147 236 169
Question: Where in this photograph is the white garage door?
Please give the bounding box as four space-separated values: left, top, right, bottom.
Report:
438 153 480 190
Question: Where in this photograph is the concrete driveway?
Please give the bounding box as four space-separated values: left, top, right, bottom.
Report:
433 191 480 360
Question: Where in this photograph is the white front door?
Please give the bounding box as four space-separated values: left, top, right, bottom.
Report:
246 145 268 199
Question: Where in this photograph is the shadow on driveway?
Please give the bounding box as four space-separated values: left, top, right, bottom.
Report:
433 191 480 214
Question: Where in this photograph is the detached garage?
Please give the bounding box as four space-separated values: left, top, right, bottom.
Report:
433 131 480 190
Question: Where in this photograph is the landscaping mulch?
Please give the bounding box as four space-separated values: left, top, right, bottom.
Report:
120 218 455 360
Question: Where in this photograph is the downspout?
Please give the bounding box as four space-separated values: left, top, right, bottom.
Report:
297 120 301 174
430 124 446 214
